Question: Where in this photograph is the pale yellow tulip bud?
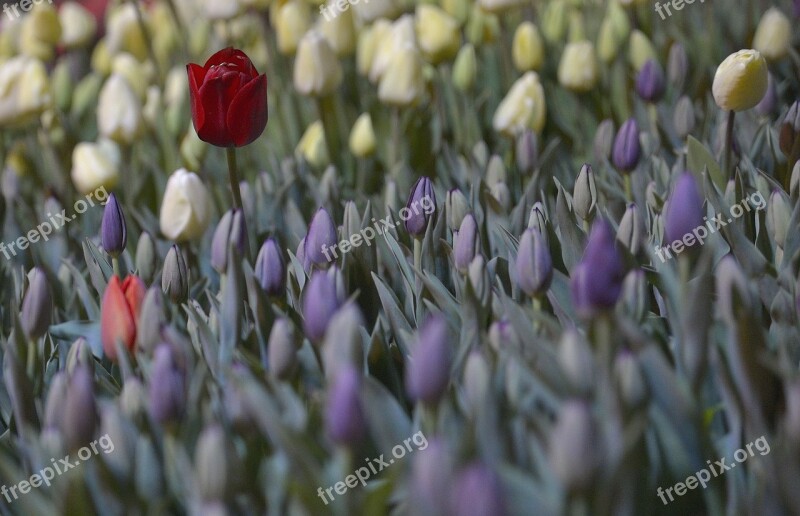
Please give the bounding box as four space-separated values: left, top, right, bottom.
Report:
296 121 329 168
111 53 152 100
59 2 97 50
512 22 544 72
91 40 113 76
712 49 768 112
71 139 121 195
159 168 212 242
317 0 357 57
0 56 50 128
415 5 460 64
204 0 240 20
452 43 477 91
442 0 470 24
19 4 62 61
356 19 391 77
106 4 148 61
370 15 415 84
274 0 311 56
753 8 791 61
98 73 143 145
466 5 500 46
541 0 568 43
628 30 656 71
349 113 376 158
351 0 399 23
294 31 343 97
478 0 525 14
558 40 598 92
493 71 546 136
378 44 425 107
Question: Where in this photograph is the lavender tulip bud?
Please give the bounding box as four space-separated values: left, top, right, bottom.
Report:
573 163 596 221
304 207 337 268
63 365 98 451
137 287 165 354
488 318 521 351
43 371 68 431
673 96 695 139
325 365 366 446
268 318 299 380
211 209 247 273
450 463 506 516
570 218 625 317
612 118 641 174
663 172 704 247
148 344 186 424
593 118 615 163
755 73 777 116
302 268 345 342
463 350 490 410
101 193 127 257
446 188 470 232
635 59 665 103
614 351 648 409
196 424 239 501
515 128 538 174
135 231 157 284
322 303 365 380
67 337 94 376
405 176 436 237
616 203 644 254
667 42 688 93
454 214 479 271
405 315 452 404
549 400 600 493
527 202 547 234
558 329 595 396
255 237 286 296
515 229 552 296
20 267 52 340
467 255 491 307
410 438 452 515
162 244 189 303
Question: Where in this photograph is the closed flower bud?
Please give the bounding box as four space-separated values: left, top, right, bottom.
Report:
791 161 800 199
378 44 425 107
294 31 343 97
268 318 298 379
478 0 524 12
406 315 452 404
753 8 791 60
468 255 492 307
667 42 688 93
596 1 629 62
255 238 286 296
573 164 596 221
63 366 98 452
303 269 344 342
71 139 121 195
558 41 598 92
120 378 148 421
454 213 479 271
488 318 521 350
452 44 477 91
755 73 777 117
369 17 414 83
767 190 790 248
549 401 600 492
512 22 544 72
304 207 337 268
663 172 704 246
106 4 147 60
148 344 186 424
101 193 127 257
712 49 768 112
450 463 506 516
612 118 641 173
19 4 61 61
416 5 460 64
446 188 470 232
593 119 615 163
558 330 595 395
515 229 552 296
196 425 238 501
405 177 436 237
779 101 800 157
715 255 752 324
98 74 143 145
159 168 212 242
674 96 695 138
528 202 547 234
136 287 165 354
410 438 451 514
274 0 311 55
322 303 365 380
111 53 152 102
628 30 656 71
59 2 97 50
325 365 366 445
516 129 538 173
162 245 189 304
296 120 328 168
101 275 146 361
67 337 94 376
0 56 50 128
493 72 546 136
571 219 625 317
635 59 665 103
619 269 647 322
43 372 68 430
135 232 157 284
20 267 52 340
210 209 247 274
616 203 645 254
318 0 356 56
349 113 376 157
541 0 568 43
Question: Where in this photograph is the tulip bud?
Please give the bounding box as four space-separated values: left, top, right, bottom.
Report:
43 372 68 431
20 267 52 340
317 0 356 56
101 193 127 258
101 274 145 361
779 101 800 158
593 119 615 163
349 113 376 158
19 4 61 61
573 164 596 222
450 463 506 516
753 8 791 60
467 255 492 307
159 168 212 242
446 189 470 232
70 139 121 195
558 40 598 92
322 303 365 381
516 129 538 173
111 53 152 102
767 190 791 248
294 31 343 97
488 318 521 350
549 400 600 492
755 73 777 117
63 366 98 452
616 203 645 254
268 318 298 379
628 30 656 71
378 44 425 107
136 287 165 354
635 59 665 103
596 1 629 63
303 269 345 342
59 2 97 50
304 207 337 268
715 255 752 324
663 172 704 247
255 238 286 296
405 177 436 237
571 219 625 317
148 344 185 424
540 0 568 43
296 120 329 168
106 4 148 60
454 214 479 271
409 438 451 514
135 232 157 284
674 96 695 138
406 315 452 404
210 209 247 274
67 337 95 376
161 245 188 304
512 22 544 72
415 5 460 64
196 425 238 501
712 49 768 112
325 365 366 445
120 378 148 422
452 44 477 91
528 202 547 234
612 118 641 173
493 72 546 136
667 42 688 93
98 74 143 145
515 229 553 297
275 0 311 55
791 161 800 200
558 330 594 395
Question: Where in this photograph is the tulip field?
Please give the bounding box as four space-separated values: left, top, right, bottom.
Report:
2 0 800 514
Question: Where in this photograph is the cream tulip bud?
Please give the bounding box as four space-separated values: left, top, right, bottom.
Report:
98 73 143 145
294 31 343 97
712 49 768 112
370 16 415 84
415 5 461 64
296 121 328 168
452 44 477 91
349 113 376 158
558 40 598 92
111 53 153 101
275 0 311 56
492 72 546 137
58 2 96 50
628 30 656 71
317 0 356 56
478 0 525 14
159 168 212 242
356 20 391 77
19 4 61 61
351 0 400 24
204 0 240 20
0 56 50 128
106 4 148 61
752 8 791 61
378 43 425 107
512 22 544 72
70 139 121 195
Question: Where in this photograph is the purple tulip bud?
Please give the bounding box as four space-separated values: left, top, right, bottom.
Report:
667 42 688 92
515 129 538 174
515 229 552 296
454 213 478 271
450 463 506 516
755 73 777 117
612 118 641 173
211 209 247 273
304 207 337 268
410 438 451 514
663 172 704 246
63 365 98 451
148 344 186 424
101 193 127 257
635 59 665 103
549 400 600 492
404 177 436 237
302 269 344 342
255 238 285 296
325 365 366 445
20 267 52 340
795 0 800 18
405 315 452 404
570 219 625 317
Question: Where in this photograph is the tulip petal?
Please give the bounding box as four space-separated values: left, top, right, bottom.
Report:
197 72 246 147
101 276 137 361
227 74 268 147
122 275 147 322
204 48 258 77
187 64 207 134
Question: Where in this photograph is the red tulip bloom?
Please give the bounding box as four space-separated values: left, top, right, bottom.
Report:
187 48 268 148
101 275 146 361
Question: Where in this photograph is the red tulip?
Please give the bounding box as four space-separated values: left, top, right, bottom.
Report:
101 275 146 361
187 48 268 148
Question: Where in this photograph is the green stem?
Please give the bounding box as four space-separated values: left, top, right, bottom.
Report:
623 174 632 202
413 238 422 272
723 110 735 179
316 95 341 171
112 256 120 277
389 108 401 170
26 339 36 381
226 147 243 210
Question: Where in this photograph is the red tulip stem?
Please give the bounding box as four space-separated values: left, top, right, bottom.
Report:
226 147 243 210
